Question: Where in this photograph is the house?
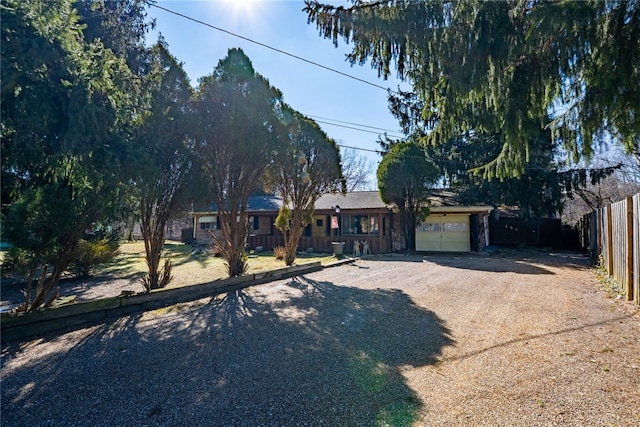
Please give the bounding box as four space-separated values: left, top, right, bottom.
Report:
190 194 282 245
190 191 394 254
190 190 492 254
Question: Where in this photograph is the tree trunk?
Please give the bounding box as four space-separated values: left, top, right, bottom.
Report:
217 209 249 277
139 194 177 291
27 252 73 311
399 207 417 252
284 226 305 266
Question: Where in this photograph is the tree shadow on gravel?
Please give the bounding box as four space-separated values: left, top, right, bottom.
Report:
423 253 561 274
0 275 143 308
1 276 454 427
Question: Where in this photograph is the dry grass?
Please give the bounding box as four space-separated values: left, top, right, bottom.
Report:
94 241 334 288
0 241 335 307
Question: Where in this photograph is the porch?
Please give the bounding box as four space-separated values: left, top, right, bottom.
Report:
247 234 390 255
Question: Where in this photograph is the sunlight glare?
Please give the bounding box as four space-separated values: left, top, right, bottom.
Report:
221 0 264 28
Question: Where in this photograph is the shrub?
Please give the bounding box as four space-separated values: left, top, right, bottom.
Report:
140 258 173 292
1 246 34 276
273 246 286 260
69 238 120 278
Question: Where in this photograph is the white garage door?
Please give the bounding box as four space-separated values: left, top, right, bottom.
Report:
416 214 471 252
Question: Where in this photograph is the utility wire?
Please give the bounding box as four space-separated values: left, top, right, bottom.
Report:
313 119 405 139
307 114 402 135
151 4 399 95
337 143 385 155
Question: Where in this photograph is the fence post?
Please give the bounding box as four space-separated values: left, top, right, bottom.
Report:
589 212 597 262
634 193 640 305
596 209 602 260
625 197 634 301
606 205 613 275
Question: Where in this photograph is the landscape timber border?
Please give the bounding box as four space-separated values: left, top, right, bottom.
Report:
0 258 355 343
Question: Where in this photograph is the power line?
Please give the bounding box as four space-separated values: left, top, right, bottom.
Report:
307 114 402 135
150 3 399 95
338 143 385 156
313 119 405 139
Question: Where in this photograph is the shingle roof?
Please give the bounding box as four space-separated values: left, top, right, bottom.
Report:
194 190 488 214
314 191 390 210
192 195 283 213
245 195 283 211
427 189 462 207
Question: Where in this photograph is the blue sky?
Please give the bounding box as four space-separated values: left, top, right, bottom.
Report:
146 0 409 189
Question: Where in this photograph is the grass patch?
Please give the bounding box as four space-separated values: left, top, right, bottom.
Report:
2 241 334 289
593 257 625 299
93 241 334 288
376 398 421 427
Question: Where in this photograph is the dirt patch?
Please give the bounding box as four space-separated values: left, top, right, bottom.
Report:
2 250 639 426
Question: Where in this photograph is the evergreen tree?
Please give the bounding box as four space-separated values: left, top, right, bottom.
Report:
304 0 640 177
377 141 440 251
132 40 193 291
192 49 284 277
264 107 345 266
1 0 142 310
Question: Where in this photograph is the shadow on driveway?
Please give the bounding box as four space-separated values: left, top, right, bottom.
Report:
1 275 454 426
422 250 591 275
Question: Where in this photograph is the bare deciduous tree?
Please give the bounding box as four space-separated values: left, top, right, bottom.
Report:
340 146 375 191
563 146 640 224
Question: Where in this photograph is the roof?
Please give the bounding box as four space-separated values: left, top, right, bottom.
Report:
245 195 282 211
191 190 491 214
192 195 283 214
315 191 391 210
427 189 462 208
427 189 492 213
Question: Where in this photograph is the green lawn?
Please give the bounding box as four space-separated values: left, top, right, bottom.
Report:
0 241 335 289
94 241 335 287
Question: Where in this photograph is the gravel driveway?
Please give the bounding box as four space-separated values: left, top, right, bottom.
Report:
2 250 639 426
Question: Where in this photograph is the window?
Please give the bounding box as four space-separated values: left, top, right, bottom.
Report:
341 214 378 235
199 215 217 230
443 222 468 232
418 223 441 232
249 216 259 230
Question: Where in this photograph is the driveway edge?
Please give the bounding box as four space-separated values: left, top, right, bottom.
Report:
1 260 357 343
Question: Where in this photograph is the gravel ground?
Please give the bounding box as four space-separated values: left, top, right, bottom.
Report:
2 250 639 426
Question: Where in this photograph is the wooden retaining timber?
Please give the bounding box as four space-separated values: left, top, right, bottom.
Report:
0 261 341 343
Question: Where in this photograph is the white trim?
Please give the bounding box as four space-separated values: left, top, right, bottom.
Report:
429 206 493 214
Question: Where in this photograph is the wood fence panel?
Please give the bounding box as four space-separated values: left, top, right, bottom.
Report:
592 210 600 258
611 198 631 299
634 194 640 305
600 205 612 274
594 194 640 304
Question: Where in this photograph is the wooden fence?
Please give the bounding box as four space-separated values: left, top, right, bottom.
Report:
580 193 639 305
488 218 566 248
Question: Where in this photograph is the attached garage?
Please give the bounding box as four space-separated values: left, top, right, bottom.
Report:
416 206 493 252
417 213 471 252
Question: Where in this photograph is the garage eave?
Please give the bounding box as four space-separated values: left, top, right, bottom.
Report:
428 206 493 214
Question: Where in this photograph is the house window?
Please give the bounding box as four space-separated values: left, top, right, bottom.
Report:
341 214 379 235
316 219 323 227
199 215 217 230
249 216 259 230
